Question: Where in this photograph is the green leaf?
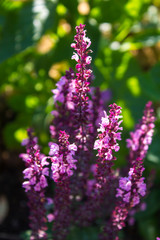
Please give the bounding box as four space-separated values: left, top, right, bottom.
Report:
0 0 57 62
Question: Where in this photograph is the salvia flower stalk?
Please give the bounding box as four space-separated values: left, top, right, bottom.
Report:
20 128 49 240
49 130 77 240
75 104 123 226
71 24 92 146
126 101 155 165
70 24 96 200
94 104 123 238
94 104 123 197
112 158 146 232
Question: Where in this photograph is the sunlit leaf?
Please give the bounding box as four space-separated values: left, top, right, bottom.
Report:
0 0 57 62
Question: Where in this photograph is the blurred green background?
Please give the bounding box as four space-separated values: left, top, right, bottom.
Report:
1 0 160 239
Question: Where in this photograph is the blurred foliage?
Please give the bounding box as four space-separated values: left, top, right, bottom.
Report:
1 0 160 239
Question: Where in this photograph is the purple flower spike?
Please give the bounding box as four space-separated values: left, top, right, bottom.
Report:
50 131 77 240
71 24 93 146
70 24 97 200
94 103 123 206
112 159 147 231
20 128 48 240
71 24 92 123
75 104 123 227
126 101 155 164
94 103 123 163
116 159 146 208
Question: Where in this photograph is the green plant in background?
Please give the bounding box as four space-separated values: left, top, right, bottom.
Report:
1 0 160 239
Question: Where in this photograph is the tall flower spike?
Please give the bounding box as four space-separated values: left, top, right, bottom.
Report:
75 104 123 226
20 128 49 240
70 24 95 200
71 24 92 141
126 101 155 165
49 131 77 240
94 104 123 240
94 103 123 210
111 101 155 236
94 103 123 160
112 158 146 232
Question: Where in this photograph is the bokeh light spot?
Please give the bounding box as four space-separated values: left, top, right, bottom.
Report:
127 77 141 96
25 96 39 108
14 128 27 143
78 1 90 15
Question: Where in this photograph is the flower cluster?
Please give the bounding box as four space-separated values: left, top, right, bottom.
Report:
20 25 156 240
20 128 48 240
51 131 77 240
94 104 123 161
116 165 146 206
52 68 75 108
112 159 146 230
52 76 66 104
94 103 123 198
69 24 98 201
71 24 92 143
50 68 75 139
75 104 123 226
49 131 77 182
126 101 155 164
21 145 48 193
